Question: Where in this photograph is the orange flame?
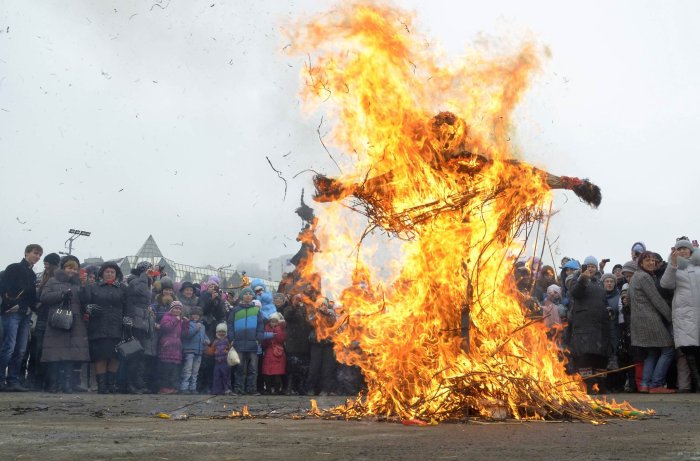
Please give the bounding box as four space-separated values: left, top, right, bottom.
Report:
285 1 636 422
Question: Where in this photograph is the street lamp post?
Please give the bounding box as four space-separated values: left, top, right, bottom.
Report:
64 229 91 255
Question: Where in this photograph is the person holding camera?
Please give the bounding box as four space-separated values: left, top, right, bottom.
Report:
196 276 227 392
0 244 43 392
80 262 127 394
39 256 90 393
568 256 611 393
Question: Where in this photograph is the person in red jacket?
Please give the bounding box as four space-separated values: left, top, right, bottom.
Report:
261 312 287 394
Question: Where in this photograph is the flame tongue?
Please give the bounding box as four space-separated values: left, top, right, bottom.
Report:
286 1 627 422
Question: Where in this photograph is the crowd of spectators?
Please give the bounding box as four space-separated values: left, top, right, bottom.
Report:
0 245 361 395
1 236 699 397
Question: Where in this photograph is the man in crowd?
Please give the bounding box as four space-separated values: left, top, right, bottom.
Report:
0 244 43 392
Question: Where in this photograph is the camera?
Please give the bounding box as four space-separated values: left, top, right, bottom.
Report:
602 258 610 264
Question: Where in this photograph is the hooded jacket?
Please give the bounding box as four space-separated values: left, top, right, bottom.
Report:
660 249 700 347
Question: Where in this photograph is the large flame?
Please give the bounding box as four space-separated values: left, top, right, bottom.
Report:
286 1 637 422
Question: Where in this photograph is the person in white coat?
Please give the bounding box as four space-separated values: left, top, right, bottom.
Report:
660 238 700 392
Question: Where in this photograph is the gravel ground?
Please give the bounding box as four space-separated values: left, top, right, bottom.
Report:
0 392 698 460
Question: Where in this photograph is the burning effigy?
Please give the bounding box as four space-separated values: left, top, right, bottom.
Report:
284 1 647 423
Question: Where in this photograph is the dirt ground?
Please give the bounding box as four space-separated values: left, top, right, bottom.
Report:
0 391 698 460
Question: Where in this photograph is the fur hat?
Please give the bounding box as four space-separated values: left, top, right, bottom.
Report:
190 306 203 317
269 312 285 323
98 261 123 280
179 281 195 293
601 273 616 284
583 256 598 267
675 239 694 251
43 253 60 267
216 323 227 333
169 300 183 311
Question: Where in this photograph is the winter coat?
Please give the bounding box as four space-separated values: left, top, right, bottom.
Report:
1 259 38 314
182 320 209 355
40 270 90 363
198 290 227 340
125 272 157 356
81 280 128 341
158 312 188 364
179 295 199 317
213 338 229 364
259 292 277 320
262 323 287 375
568 274 610 357
660 250 700 348
629 270 673 348
282 302 311 355
227 302 266 353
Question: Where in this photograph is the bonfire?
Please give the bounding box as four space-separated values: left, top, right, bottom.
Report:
285 1 647 423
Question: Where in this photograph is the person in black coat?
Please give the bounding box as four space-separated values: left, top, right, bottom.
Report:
124 261 156 394
197 280 227 393
81 262 128 393
0 244 43 392
568 255 611 392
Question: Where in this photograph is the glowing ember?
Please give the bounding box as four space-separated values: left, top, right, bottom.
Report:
285 1 644 423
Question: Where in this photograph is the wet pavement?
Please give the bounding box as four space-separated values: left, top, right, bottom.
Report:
0 391 698 460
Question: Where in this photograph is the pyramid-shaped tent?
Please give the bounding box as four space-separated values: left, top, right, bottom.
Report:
135 235 164 259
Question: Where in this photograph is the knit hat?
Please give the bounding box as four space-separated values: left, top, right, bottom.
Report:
269 312 285 323
135 261 153 275
169 300 183 311
601 273 616 284
675 239 694 251
43 253 60 267
207 275 220 286
612 264 623 272
583 256 598 267
190 306 203 317
546 284 561 296
621 261 637 274
240 287 254 297
216 323 227 333
631 242 646 255
159 276 174 291
563 260 581 270
179 281 195 293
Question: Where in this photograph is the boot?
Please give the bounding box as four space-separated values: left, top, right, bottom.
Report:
96 374 108 394
106 372 118 394
60 362 73 394
128 356 147 394
72 368 88 392
47 363 60 393
686 354 700 393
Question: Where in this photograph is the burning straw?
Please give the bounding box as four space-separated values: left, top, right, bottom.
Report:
285 1 645 424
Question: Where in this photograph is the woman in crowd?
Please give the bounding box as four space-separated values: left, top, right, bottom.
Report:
306 296 337 396
125 261 157 394
568 256 610 392
282 294 311 395
660 239 700 392
629 251 675 393
178 281 199 317
81 262 128 394
40 256 90 393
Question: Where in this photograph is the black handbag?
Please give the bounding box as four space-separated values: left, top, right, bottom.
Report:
49 304 74 330
115 327 144 359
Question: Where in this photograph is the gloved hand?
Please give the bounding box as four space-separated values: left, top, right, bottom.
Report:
122 316 134 327
61 290 72 303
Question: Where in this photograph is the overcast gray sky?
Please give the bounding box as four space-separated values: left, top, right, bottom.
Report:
2 0 699 275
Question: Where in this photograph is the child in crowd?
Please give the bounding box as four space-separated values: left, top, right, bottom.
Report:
180 306 210 394
261 312 287 394
211 323 231 395
158 301 188 394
